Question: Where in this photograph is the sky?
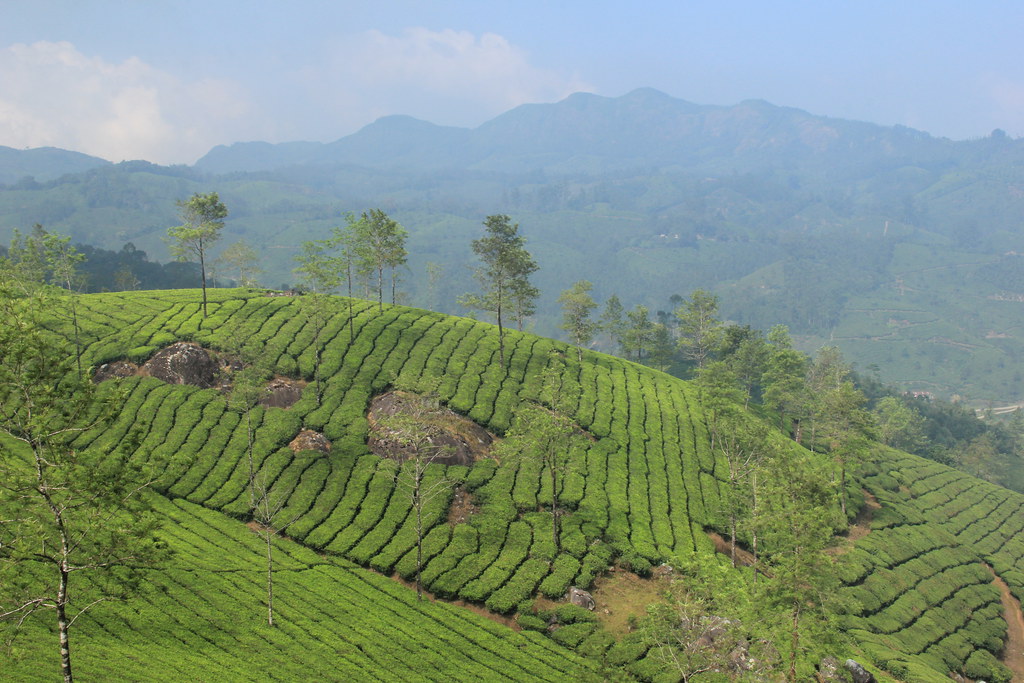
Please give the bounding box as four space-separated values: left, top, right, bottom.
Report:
1 1 1022 165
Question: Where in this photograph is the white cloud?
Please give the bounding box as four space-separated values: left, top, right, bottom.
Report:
304 28 592 135
0 41 252 164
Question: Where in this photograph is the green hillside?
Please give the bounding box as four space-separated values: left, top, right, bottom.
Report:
4 288 1024 681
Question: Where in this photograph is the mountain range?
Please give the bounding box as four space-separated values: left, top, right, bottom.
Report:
1 88 1022 405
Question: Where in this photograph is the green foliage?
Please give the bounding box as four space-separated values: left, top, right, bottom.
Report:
7 287 1024 682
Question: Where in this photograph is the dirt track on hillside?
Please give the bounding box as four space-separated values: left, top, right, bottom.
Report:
986 564 1024 681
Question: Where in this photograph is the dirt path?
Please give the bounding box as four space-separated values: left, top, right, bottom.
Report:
827 490 881 557
986 564 1024 680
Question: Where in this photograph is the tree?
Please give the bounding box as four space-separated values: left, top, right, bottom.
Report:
755 450 840 682
761 325 808 441
351 208 407 311
599 294 627 355
113 265 140 292
623 304 655 363
642 560 776 681
224 332 272 514
804 347 871 516
328 217 361 343
695 361 771 568
6 227 86 373
375 380 454 600
648 323 677 372
676 289 723 371
0 274 167 683
166 192 228 318
294 238 343 406
249 473 300 627
558 280 598 362
218 240 262 288
872 396 928 453
497 359 579 550
720 326 770 409
509 276 539 331
460 215 538 367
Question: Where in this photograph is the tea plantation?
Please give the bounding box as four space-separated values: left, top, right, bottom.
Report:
6 288 1024 681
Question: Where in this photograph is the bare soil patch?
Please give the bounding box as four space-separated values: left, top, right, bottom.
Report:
261 376 306 409
367 391 496 467
985 564 1024 681
829 490 881 556
447 487 479 525
707 531 755 567
93 359 139 382
588 568 673 637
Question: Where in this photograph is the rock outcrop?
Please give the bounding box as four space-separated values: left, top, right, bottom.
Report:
140 342 218 388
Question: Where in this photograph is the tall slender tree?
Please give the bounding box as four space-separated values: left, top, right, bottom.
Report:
351 208 407 311
293 238 342 405
460 215 538 366
623 304 655 363
558 280 598 362
166 192 228 318
676 288 723 371
599 294 627 355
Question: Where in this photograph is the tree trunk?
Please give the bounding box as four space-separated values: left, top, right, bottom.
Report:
199 243 208 318
751 470 759 585
347 262 355 343
788 599 801 682
730 511 737 568
496 298 505 367
57 564 73 683
839 454 847 517
266 530 275 627
69 294 82 376
377 265 383 311
550 464 560 550
415 488 424 601
246 409 255 512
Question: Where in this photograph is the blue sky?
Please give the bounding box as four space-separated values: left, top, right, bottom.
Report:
2 1 1021 164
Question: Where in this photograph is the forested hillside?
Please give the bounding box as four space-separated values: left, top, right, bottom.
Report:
0 90 1022 404
3 286 1024 681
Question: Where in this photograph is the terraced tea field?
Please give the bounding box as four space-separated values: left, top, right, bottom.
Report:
6 287 1024 681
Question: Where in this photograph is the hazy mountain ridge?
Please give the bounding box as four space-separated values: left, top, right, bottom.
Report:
0 145 110 185
193 88 1006 177
2 89 1024 404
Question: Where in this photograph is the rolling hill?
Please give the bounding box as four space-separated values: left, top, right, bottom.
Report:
4 288 1024 681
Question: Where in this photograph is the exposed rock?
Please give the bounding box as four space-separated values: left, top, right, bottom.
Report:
566 586 595 611
289 429 331 454
817 656 843 681
845 659 876 683
93 360 139 382
261 377 305 409
367 391 495 467
141 342 218 388
447 487 480 525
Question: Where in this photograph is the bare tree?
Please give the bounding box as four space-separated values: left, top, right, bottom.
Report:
249 474 300 627
375 380 454 600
